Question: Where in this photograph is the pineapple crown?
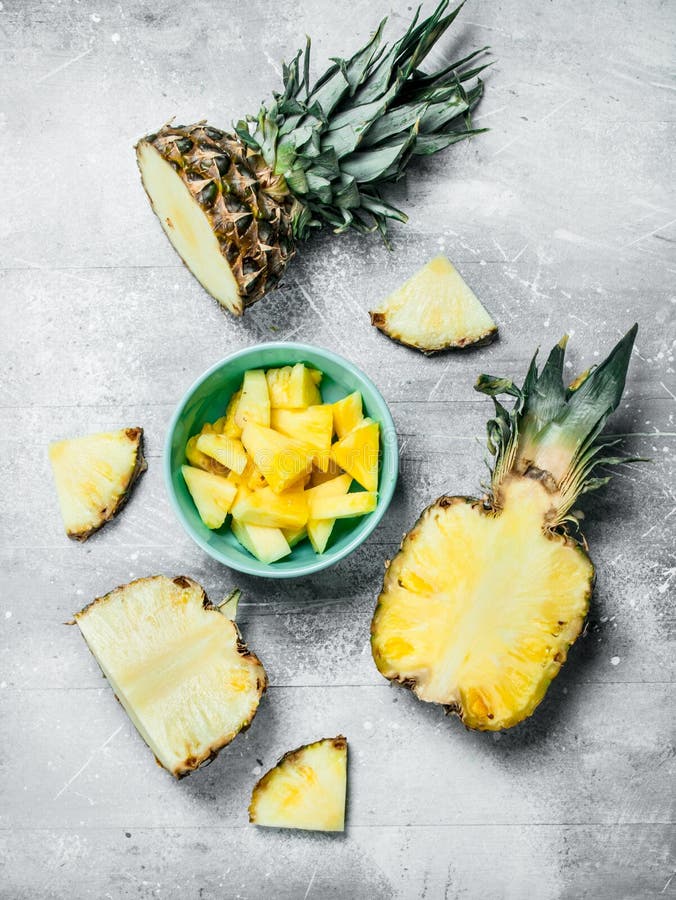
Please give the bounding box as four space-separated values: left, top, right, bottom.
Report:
235 1 488 244
475 325 641 526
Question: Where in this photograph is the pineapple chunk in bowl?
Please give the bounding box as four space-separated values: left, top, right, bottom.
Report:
165 343 398 578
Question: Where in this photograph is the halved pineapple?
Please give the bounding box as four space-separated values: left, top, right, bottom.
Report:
241 422 314 493
235 370 271 429
330 419 380 491
49 428 146 541
308 491 377 520
332 391 363 439
266 364 321 409
370 256 497 354
182 465 237 529
249 736 347 832
271 405 333 471
196 433 248 475
231 519 291 564
75 575 266 777
231 483 308 530
305 474 352 553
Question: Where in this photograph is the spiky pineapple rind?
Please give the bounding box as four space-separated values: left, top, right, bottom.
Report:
370 311 498 355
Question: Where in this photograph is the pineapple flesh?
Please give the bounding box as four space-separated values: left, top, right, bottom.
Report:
49 428 146 541
75 575 266 777
371 326 639 730
249 736 347 832
370 256 497 354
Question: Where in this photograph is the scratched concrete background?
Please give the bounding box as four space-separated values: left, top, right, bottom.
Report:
1 0 675 897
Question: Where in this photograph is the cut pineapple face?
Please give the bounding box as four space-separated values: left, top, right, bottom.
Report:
309 491 377 520
49 428 146 541
370 256 497 353
271 405 333 471
330 419 380 492
231 519 291 564
235 369 271 429
186 435 228 475
305 474 352 553
371 478 593 730
223 388 243 438
231 483 308 530
241 422 314 493
332 391 363 439
75 575 266 777
266 364 321 409
249 736 347 832
182 465 237 529
196 433 248 475
136 141 243 315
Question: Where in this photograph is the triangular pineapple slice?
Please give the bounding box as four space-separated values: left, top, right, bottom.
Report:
330 419 380 491
308 491 377 520
305 474 352 554
231 519 291 564
75 575 266 777
49 428 146 541
241 422 314 493
249 736 347 832
282 525 307 547
182 465 237 529
185 435 229 476
332 391 363 439
196 433 248 475
235 370 271 429
223 388 243 438
231 483 308 530
271 405 333 471
370 256 497 353
266 364 322 409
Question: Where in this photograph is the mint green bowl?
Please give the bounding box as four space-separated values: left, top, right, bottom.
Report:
164 343 398 578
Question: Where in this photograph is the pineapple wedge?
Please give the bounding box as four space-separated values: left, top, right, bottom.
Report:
332 391 363 439
271 405 333 471
241 422 314 493
75 575 266 777
266 364 321 409
330 419 380 492
186 435 228 476
249 736 347 832
308 491 377 520
305 474 352 554
182 465 237 529
196 433 248 475
235 370 271 429
231 519 291 564
370 256 497 354
49 428 146 541
223 388 243 438
231 483 308 530
282 525 308 547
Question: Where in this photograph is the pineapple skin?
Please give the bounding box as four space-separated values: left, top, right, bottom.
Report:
371 489 594 731
370 310 498 355
137 124 296 313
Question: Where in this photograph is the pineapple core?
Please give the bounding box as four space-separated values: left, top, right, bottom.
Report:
372 478 593 730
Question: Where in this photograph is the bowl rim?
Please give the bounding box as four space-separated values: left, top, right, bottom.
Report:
163 341 399 578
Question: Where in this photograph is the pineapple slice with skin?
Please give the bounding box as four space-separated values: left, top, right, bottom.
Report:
304 474 352 554
249 736 347 832
371 326 639 731
231 519 291 564
49 428 146 541
266 364 321 409
241 422 314 493
223 388 243 438
231 483 308 530
235 370 271 429
196 433 248 475
332 391 363 439
370 256 497 354
182 465 237 529
308 491 377 520
330 419 380 492
271 405 333 472
75 575 266 777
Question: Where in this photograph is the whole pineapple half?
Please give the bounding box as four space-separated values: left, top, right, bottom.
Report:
75 576 266 777
136 1 488 315
371 326 639 731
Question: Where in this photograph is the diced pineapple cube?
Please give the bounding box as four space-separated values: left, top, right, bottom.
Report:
305 473 352 553
196 433 248 475
235 370 271 429
307 491 377 520
231 519 291 564
266 364 322 409
231 483 308 530
185 435 228 476
241 422 314 494
182 464 237 529
271 405 333 471
332 391 363 439
330 419 380 491
223 388 243 438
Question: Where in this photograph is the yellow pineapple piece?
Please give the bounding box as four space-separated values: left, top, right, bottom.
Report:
185 434 228 476
231 483 308 530
241 422 314 494
223 388 243 438
330 418 380 491
181 465 237 529
332 391 363 439
282 525 307 547
266 364 321 409
249 736 347 832
49 428 146 541
235 370 271 429
196 433 248 475
231 519 291 564
369 256 497 353
271 405 333 471
304 474 352 553
308 490 377 520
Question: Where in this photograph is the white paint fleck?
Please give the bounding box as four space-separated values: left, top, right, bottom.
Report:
610 656 621 666
5 611 11 619
111 33 120 44
91 13 101 22
363 720 373 731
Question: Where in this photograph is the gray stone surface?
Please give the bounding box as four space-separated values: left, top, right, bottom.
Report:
1 0 674 897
